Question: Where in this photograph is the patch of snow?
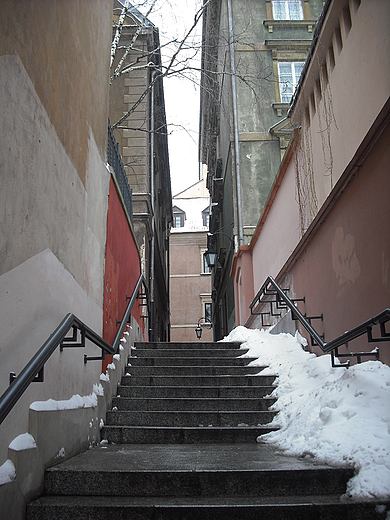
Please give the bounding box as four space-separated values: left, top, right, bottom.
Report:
119 345 124 351
106 363 116 370
30 392 98 411
100 373 109 382
8 433 36 451
55 448 66 459
223 326 390 499
93 383 104 396
99 419 104 429
113 354 120 361
0 460 16 486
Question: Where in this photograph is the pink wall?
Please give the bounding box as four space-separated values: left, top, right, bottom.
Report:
289 123 390 365
250 120 390 365
103 176 144 371
233 246 254 327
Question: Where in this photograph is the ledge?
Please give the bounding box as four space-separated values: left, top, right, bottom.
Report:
264 20 317 33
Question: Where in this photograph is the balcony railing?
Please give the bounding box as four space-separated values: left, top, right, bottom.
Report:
107 121 133 225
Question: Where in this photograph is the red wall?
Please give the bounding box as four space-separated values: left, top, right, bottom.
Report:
102 176 143 371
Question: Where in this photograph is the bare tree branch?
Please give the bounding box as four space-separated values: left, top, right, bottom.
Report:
110 0 158 84
110 0 131 68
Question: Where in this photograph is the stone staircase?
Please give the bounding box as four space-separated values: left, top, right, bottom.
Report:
26 341 389 519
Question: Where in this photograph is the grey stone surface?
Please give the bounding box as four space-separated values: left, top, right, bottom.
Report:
26 339 390 519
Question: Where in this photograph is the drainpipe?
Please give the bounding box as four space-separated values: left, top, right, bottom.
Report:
227 0 244 248
149 70 158 342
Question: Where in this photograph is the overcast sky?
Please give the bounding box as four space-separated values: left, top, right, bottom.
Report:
145 0 203 196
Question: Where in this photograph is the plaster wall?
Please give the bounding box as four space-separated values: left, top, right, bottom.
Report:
0 0 112 186
291 123 389 364
234 250 254 326
250 121 389 365
0 17 111 461
251 157 300 294
292 0 390 215
0 249 104 463
170 232 212 342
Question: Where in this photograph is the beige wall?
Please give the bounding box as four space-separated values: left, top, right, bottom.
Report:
0 0 112 186
0 1 112 462
170 232 213 342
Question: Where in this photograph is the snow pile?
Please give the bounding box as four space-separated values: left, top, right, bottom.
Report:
8 433 36 451
30 392 98 411
223 326 390 499
0 460 16 486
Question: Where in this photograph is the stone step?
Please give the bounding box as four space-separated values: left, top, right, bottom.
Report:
40 444 354 498
105 410 277 427
125 365 266 376
117 385 276 399
129 356 257 367
120 374 277 387
112 396 277 411
134 341 242 350
101 425 279 444
133 348 249 358
26 494 390 520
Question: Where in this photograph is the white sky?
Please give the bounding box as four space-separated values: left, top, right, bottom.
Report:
146 0 203 196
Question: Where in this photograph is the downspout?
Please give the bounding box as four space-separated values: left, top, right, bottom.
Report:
227 0 244 248
149 70 158 342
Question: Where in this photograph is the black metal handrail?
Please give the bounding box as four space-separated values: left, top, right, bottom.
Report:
0 274 147 426
250 276 390 364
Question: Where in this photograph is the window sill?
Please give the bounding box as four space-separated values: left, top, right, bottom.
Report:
264 19 316 33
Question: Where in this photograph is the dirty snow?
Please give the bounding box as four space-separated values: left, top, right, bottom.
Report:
223 326 390 499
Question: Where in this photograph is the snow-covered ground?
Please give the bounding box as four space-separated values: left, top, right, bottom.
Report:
223 327 390 499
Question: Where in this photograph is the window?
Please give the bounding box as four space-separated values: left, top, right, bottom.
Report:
202 207 210 228
174 215 182 228
203 252 211 274
172 206 185 228
272 0 303 20
204 302 212 323
278 62 304 103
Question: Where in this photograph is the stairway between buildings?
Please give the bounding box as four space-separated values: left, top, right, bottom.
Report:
26 341 388 519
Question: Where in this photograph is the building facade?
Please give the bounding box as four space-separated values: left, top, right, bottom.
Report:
170 170 213 342
199 0 323 339
242 0 390 366
110 1 173 341
0 0 144 463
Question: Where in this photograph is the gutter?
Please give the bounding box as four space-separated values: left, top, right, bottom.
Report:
227 0 244 249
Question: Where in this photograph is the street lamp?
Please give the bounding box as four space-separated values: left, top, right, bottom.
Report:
204 248 217 269
204 231 234 270
195 317 212 340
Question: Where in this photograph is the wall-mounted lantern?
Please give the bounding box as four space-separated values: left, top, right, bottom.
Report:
195 317 212 340
204 248 217 270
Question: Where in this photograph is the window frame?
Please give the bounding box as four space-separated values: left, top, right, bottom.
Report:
204 302 212 324
277 61 305 103
172 206 186 228
272 0 303 21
